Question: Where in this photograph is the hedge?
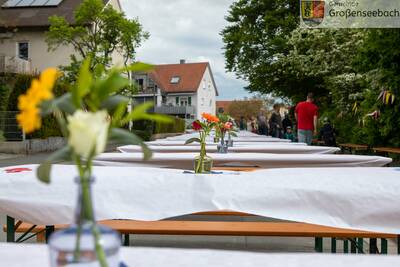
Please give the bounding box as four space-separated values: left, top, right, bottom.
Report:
154 117 185 134
2 73 68 140
0 83 12 112
131 117 186 141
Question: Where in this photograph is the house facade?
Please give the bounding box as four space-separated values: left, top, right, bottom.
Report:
132 60 218 122
0 0 123 74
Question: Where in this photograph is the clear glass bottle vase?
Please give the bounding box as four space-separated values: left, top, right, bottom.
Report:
49 177 121 267
217 137 228 153
194 142 213 173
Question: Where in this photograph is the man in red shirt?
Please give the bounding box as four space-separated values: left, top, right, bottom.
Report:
295 93 318 145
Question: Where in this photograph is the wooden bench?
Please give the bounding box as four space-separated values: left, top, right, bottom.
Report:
4 213 398 254
339 144 369 154
373 147 400 155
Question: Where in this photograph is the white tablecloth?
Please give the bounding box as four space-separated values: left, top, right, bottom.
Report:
95 152 391 168
1 165 400 234
118 145 340 154
146 140 306 146
164 132 292 142
168 136 292 143
2 243 400 267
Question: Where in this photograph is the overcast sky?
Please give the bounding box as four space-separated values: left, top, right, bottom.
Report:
120 0 251 100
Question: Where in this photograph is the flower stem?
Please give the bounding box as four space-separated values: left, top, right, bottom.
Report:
73 157 109 267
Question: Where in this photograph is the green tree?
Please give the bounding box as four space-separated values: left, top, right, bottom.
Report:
46 0 148 80
351 29 400 146
222 0 299 95
276 28 365 102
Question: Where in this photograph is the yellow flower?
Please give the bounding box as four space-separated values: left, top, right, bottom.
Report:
17 67 59 133
17 94 36 110
16 107 41 134
29 79 54 101
39 68 58 97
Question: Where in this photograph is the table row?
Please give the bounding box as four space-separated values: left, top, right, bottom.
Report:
94 152 391 168
118 144 340 154
1 165 399 234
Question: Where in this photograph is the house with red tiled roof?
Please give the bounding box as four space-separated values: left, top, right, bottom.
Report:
133 60 218 121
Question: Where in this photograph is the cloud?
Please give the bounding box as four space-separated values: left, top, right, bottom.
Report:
120 0 250 100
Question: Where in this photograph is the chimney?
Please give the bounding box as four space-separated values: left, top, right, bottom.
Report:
180 59 186 64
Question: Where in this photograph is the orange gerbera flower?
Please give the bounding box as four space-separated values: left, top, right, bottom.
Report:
201 112 219 123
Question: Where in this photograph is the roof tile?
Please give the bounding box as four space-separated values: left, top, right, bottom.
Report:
149 62 209 94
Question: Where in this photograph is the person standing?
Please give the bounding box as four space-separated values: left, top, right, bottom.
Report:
257 112 268 135
239 116 247 130
295 93 318 145
269 104 283 138
282 113 293 134
250 116 258 133
319 118 337 147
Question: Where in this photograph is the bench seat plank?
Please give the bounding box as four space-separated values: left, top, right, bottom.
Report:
5 220 397 239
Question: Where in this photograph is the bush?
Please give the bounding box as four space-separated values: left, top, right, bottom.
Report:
131 120 154 141
154 117 185 134
0 83 12 112
28 82 69 139
5 74 68 140
7 74 33 111
131 117 186 141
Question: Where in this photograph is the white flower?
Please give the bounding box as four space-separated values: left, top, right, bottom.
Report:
67 110 110 158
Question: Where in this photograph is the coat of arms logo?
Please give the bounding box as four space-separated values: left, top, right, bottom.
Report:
301 0 325 27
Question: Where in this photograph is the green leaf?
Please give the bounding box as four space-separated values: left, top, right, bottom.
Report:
121 102 173 124
109 128 152 160
100 95 129 111
72 58 92 107
185 137 201 145
55 93 77 115
125 101 153 119
123 62 154 73
40 93 77 116
93 71 130 104
37 146 72 184
111 102 128 127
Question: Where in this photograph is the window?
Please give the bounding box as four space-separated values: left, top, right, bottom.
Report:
201 98 204 106
208 82 211 91
135 78 144 90
209 99 212 107
17 42 29 60
170 76 180 84
175 97 179 106
180 97 188 106
203 80 206 90
188 97 192 106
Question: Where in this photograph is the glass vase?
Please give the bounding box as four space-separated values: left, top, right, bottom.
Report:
226 139 234 147
194 155 213 173
217 137 228 153
49 177 121 267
